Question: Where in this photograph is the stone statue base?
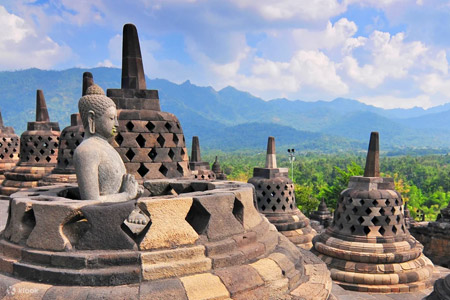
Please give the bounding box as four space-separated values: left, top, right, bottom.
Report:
0 180 333 300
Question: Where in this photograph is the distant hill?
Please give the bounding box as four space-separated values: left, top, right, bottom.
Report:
0 67 449 153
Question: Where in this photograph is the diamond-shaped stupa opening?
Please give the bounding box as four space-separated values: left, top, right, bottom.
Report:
125 149 135 161
136 134 146 148
154 134 164 147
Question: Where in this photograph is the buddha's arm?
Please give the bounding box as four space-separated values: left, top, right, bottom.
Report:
74 146 132 202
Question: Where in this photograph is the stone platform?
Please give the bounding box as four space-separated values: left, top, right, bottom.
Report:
0 180 332 300
0 195 448 299
332 266 450 300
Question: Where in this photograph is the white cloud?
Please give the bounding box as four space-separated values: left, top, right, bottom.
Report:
96 59 116 67
58 0 105 26
107 34 122 63
230 0 347 21
342 31 427 88
424 50 448 75
359 94 432 109
0 5 72 69
347 0 407 9
211 49 348 99
419 73 450 97
291 18 362 52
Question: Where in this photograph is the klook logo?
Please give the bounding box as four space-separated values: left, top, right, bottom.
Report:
6 286 15 296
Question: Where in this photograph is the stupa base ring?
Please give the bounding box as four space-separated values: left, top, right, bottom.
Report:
0 180 333 300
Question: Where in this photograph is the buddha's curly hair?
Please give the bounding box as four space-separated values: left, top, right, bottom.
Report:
78 84 116 130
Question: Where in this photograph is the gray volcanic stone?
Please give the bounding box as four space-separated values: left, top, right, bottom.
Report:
122 23 146 90
194 193 244 240
78 200 137 250
364 131 380 177
26 201 89 251
139 278 188 300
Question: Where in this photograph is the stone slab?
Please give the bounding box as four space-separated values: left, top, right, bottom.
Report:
139 278 188 300
78 200 137 250
180 273 230 300
138 197 199 250
194 193 244 241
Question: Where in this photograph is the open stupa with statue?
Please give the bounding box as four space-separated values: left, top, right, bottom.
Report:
0 23 334 300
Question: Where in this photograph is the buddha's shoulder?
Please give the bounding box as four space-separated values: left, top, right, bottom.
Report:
74 138 107 157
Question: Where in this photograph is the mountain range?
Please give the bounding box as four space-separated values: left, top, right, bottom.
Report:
0 67 449 153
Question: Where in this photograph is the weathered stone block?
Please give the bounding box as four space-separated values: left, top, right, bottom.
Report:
180 273 230 300
139 278 188 300
139 197 199 250
215 265 264 296
78 200 137 250
194 193 244 241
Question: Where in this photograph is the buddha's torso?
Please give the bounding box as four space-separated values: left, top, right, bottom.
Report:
81 136 126 195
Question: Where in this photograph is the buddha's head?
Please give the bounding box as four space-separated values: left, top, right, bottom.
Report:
78 84 118 138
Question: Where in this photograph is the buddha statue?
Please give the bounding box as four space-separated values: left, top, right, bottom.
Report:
74 84 146 223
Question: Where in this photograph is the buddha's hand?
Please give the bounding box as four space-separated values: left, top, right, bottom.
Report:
137 185 144 198
121 174 140 200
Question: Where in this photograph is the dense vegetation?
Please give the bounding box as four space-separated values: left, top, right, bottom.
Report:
203 152 450 222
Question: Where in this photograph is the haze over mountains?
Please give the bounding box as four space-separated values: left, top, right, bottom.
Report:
0 68 449 153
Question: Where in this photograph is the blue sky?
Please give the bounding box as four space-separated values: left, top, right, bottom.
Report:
1 0 450 109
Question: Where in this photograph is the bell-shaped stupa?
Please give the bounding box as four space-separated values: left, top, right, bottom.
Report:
0 90 60 196
212 155 227 180
0 109 19 185
248 136 317 250
108 24 189 180
189 136 215 180
39 72 91 185
310 198 333 230
313 132 435 293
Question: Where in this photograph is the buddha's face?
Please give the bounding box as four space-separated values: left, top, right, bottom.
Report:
94 106 119 138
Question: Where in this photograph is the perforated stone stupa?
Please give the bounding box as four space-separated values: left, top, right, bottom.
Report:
248 136 317 250
107 24 189 180
310 198 333 231
212 155 227 180
189 136 216 180
0 109 19 184
313 132 435 293
0 90 60 196
39 72 91 186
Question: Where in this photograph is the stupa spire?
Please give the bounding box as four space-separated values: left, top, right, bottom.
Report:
265 136 277 168
318 197 328 211
121 23 146 90
82 72 94 96
0 110 4 128
364 131 380 177
191 136 201 162
35 90 50 122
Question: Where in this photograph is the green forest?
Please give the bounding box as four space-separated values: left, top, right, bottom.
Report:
203 152 450 222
